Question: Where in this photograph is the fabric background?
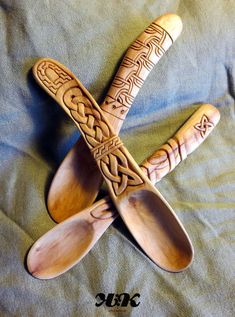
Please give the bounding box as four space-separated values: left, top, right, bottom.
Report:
0 1 234 316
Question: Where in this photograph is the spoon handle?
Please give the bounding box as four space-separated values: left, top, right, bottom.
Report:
33 58 153 199
141 104 220 183
100 14 181 132
46 14 183 222
27 104 220 279
84 103 220 218
93 103 220 218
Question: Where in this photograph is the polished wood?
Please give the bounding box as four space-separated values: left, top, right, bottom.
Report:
27 104 220 279
32 57 192 277
141 104 220 183
46 13 183 222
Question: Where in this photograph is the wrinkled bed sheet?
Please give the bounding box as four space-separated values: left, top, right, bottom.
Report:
0 1 234 316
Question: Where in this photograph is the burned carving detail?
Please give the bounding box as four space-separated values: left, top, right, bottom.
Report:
36 61 72 95
101 23 173 120
35 60 144 196
194 114 214 138
141 137 186 183
63 88 144 196
89 198 117 220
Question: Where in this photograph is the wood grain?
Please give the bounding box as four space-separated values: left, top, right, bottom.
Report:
141 104 220 183
33 57 194 274
27 104 220 279
46 14 183 222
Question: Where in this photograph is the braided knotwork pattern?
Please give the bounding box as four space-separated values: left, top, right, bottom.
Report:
91 136 123 160
62 85 144 196
35 59 145 197
63 87 113 148
194 114 214 138
99 148 144 196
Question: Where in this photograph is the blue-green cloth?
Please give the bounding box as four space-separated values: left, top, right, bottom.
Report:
0 1 234 316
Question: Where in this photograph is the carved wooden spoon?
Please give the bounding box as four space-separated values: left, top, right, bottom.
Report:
27 104 220 279
33 57 197 274
47 13 183 222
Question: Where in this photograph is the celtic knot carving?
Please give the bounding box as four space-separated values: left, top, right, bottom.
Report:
194 115 214 138
63 87 112 148
91 136 123 160
101 22 173 120
35 59 145 196
36 60 72 95
62 86 144 196
99 148 143 196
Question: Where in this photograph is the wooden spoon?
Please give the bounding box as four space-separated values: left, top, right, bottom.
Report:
32 57 215 274
47 13 183 222
27 104 220 279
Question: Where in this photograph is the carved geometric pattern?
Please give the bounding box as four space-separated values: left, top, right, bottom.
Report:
63 86 112 148
91 136 123 160
99 148 143 196
62 86 144 196
35 60 144 197
194 115 214 138
101 23 173 120
36 60 72 95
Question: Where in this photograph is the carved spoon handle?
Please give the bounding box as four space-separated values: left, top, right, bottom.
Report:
141 104 220 183
27 104 220 279
33 58 154 199
79 103 220 218
95 103 220 216
34 60 195 274
101 13 182 132
45 13 183 222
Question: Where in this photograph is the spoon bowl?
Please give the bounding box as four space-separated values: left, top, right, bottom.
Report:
28 198 116 279
33 56 194 275
119 189 193 271
46 13 183 223
28 188 193 279
27 104 220 278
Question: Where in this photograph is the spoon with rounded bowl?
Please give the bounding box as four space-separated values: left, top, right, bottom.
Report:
27 103 220 279
46 13 183 223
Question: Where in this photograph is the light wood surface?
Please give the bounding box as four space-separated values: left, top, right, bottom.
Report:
141 104 220 183
27 104 220 279
33 57 193 276
46 13 183 222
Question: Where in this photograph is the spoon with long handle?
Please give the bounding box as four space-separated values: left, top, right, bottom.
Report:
47 13 183 222
27 104 220 279
33 57 208 273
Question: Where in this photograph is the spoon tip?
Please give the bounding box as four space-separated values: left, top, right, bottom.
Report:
156 13 183 42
